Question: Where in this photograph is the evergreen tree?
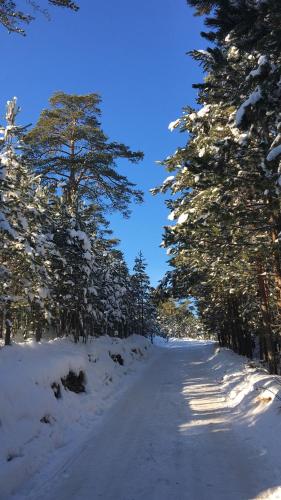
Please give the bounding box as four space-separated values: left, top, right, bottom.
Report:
131 252 153 337
0 95 148 345
0 1 78 35
0 99 53 344
155 0 281 372
100 249 133 338
24 92 143 221
46 201 98 341
156 298 205 339
22 92 144 342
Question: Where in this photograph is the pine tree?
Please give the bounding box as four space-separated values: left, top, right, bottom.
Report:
155 0 281 371
0 1 79 35
0 93 148 344
45 200 96 341
156 297 204 339
24 92 143 221
21 92 144 342
131 252 153 337
0 98 53 344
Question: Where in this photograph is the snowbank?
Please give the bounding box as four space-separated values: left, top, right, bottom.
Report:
0 335 153 499
207 346 281 492
208 346 281 411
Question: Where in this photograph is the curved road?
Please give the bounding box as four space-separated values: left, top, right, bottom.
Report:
26 342 281 500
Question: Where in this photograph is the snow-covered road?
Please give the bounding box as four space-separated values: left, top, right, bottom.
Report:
23 341 281 500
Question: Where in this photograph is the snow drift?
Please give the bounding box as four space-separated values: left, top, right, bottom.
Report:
208 345 281 496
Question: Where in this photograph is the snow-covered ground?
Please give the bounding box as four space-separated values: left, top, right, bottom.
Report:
154 335 214 348
0 335 154 499
210 345 281 499
3 337 281 499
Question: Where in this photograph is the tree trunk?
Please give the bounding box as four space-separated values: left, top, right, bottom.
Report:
0 309 3 339
257 263 276 373
271 224 281 312
4 301 12 346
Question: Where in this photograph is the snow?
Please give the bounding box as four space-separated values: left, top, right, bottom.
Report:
162 175 175 185
197 104 211 118
167 210 175 221
196 50 214 61
153 336 213 348
18 215 29 231
267 144 281 162
15 339 281 500
236 86 262 126
0 211 18 239
68 229 92 252
168 119 180 132
246 55 269 80
0 164 6 180
227 46 240 61
188 105 211 123
4 338 281 499
177 212 188 224
201 346 281 496
37 287 50 299
0 335 153 499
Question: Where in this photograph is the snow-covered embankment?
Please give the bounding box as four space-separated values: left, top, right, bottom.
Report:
209 347 281 480
0 335 153 498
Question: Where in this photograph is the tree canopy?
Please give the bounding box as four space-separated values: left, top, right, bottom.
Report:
0 0 79 35
24 92 144 221
155 0 281 372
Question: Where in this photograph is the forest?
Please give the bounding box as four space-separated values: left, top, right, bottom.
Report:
2 2 281 500
1 0 281 374
154 0 281 374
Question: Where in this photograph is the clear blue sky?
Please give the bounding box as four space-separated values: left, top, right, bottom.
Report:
0 0 204 285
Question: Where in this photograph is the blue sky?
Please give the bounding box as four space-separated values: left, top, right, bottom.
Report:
0 0 204 285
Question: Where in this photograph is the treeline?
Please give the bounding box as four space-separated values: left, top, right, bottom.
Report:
0 94 156 345
155 297 206 339
154 0 281 372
